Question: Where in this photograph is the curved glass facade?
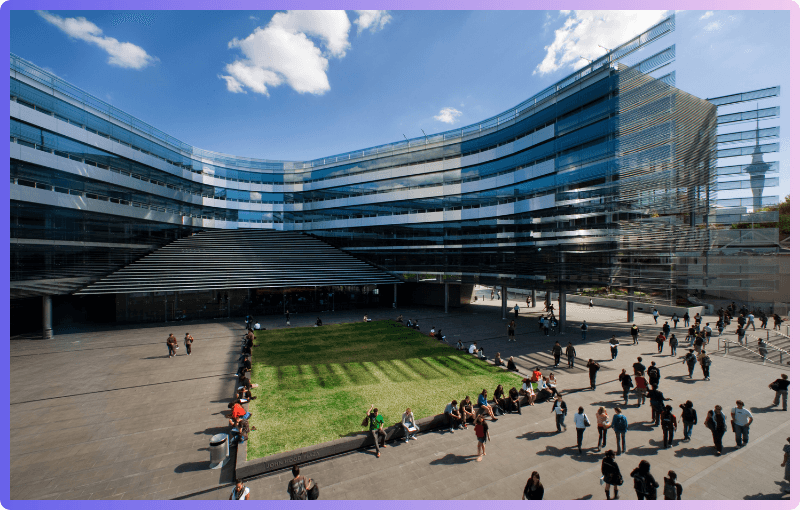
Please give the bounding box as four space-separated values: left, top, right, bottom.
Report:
10 15 723 308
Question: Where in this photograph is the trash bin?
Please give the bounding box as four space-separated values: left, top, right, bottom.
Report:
209 433 229 469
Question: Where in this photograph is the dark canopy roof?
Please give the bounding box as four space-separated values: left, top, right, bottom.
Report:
75 230 401 295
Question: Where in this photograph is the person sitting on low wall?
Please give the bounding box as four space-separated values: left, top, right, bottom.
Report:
227 400 247 426
460 396 476 427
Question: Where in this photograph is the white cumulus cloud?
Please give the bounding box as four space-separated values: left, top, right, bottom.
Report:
220 10 354 96
534 10 670 75
37 11 157 70
699 11 714 20
704 21 722 32
354 10 392 33
434 107 463 124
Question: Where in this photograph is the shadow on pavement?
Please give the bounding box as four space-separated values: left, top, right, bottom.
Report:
517 430 559 441
672 445 718 458
430 453 475 465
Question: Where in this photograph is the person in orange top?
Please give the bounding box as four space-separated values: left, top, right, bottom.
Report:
227 400 246 426
532 367 543 382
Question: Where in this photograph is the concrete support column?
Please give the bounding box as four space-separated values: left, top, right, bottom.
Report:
559 290 567 334
531 289 536 308
42 295 53 339
546 291 552 310
444 283 449 314
164 295 168 323
501 285 507 319
393 284 397 309
627 278 634 322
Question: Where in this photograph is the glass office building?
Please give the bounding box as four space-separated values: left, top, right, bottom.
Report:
11 15 757 331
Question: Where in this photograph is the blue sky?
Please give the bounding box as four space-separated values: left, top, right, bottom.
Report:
10 9 789 202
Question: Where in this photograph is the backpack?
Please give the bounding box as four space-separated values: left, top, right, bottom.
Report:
664 481 677 500
662 413 675 429
632 472 646 493
701 356 711 367
648 367 659 379
288 477 308 500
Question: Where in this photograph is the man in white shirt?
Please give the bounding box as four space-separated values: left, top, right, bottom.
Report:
703 323 712 339
731 400 754 447
254 322 261 330
652 308 659 324
746 313 756 331
468 342 478 354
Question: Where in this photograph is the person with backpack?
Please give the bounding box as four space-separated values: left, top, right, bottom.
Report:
611 407 628 454
230 478 251 500
705 405 727 455
668 334 678 356
474 415 490 461
683 311 690 327
609 335 619 360
647 362 661 389
646 385 670 426
683 350 697 378
699 350 712 380
678 401 697 441
601 450 623 500
580 321 588 341
631 460 659 500
663 471 682 500
363 405 387 457
770 374 790 410
661 405 677 448
672 313 679 329
522 471 544 500
287 465 314 500
618 369 633 405
574 406 591 454
587 359 600 390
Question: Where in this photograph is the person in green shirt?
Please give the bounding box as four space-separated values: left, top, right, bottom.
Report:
365 405 387 457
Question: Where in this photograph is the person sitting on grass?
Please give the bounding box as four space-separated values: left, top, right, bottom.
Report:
456 340 464 351
363 314 370 322
478 389 498 420
460 396 476 427
477 347 487 360
413 320 420 330
468 342 478 354
226 400 247 426
494 352 505 367
435 329 445 341
238 373 258 389
396 315 403 323
430 327 436 337
507 356 518 372
315 317 322 327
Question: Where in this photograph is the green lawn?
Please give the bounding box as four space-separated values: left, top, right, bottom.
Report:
247 320 521 458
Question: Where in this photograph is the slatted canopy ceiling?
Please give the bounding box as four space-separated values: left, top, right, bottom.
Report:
74 230 401 295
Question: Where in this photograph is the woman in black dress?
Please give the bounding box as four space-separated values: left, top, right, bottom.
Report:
601 450 623 499
522 471 544 500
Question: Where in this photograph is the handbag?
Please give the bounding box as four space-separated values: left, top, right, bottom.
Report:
599 476 605 486
583 414 590 427
769 381 779 391
307 479 320 500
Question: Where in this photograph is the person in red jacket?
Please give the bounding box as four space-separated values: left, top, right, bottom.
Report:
227 400 246 426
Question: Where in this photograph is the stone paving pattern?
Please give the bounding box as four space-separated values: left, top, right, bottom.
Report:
11 297 791 500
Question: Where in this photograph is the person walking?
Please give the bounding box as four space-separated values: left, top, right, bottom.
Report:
652 308 659 324
522 471 544 500
634 372 648 407
580 320 588 341
672 313 679 329
566 342 577 368
736 325 746 345
647 385 669 426
699 350 712 380
662 321 671 337
781 437 790 494
771 374 790 410
619 369 633 405
631 460 659 500
683 349 697 379
746 311 756 331
587 359 600 390
166 334 178 358
668 334 678 356
661 405 677 448
611 407 628 454
364 405 387 457
514 303 520 318
543 317 550 337
287 465 313 500
230 478 251 500
731 400 754 448
717 318 725 337
601 450 624 500
552 395 567 432
630 324 639 345
552 341 562 367
758 338 769 363
474 415 489 461
575 406 590 454
655 333 665 354
633 357 646 376
705 406 726 455
663 471 683 500
184 332 194 356
678 400 697 441
647 362 661 389
683 312 690 327
596 406 609 449
526 295 531 308
589 298 594 308
609 335 619 360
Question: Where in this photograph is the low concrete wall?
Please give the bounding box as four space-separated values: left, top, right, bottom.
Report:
562 294 704 318
236 414 450 478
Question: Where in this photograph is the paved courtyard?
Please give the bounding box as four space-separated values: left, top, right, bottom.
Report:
11 297 791 500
